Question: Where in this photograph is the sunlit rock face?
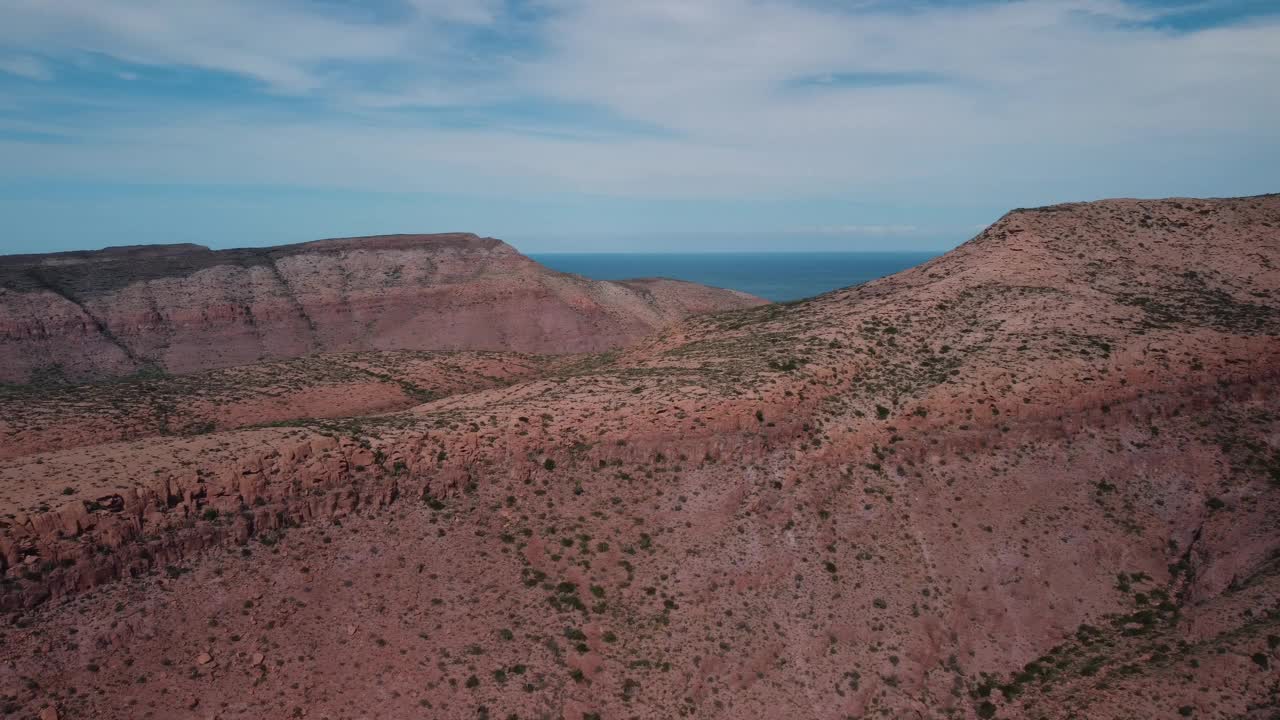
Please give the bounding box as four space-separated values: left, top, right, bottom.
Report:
0 232 765 383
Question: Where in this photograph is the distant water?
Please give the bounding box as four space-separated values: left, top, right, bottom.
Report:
531 252 939 303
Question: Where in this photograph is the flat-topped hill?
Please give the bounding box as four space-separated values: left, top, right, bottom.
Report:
0 233 765 383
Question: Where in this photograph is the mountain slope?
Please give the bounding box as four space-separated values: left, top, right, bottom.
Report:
0 234 764 383
0 195 1277 720
0 350 556 460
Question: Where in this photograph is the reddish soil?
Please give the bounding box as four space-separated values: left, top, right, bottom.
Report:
1 195 1278 719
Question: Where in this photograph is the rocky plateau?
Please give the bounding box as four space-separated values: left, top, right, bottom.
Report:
0 233 765 384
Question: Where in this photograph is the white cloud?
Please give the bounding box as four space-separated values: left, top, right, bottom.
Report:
521 0 1280 144
0 54 52 80
790 225 921 235
0 0 419 91
405 0 504 25
0 0 1277 202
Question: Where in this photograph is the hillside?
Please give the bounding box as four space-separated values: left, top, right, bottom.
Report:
0 350 557 461
0 234 765 383
1 195 1277 719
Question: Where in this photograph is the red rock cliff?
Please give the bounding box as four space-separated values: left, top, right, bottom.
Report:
0 233 765 383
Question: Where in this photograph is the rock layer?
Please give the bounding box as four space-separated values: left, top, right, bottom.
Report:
0 233 765 383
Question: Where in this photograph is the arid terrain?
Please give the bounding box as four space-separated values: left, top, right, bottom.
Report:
2 195 1278 720
0 233 764 384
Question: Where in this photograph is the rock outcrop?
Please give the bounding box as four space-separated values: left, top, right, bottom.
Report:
0 233 765 383
1 196 1277 720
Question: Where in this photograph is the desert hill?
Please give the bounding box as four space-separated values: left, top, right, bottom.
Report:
0 233 764 384
1 195 1277 719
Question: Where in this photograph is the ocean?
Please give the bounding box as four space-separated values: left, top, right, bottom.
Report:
531 252 939 303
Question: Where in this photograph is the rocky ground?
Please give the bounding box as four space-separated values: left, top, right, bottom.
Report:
1 195 1278 719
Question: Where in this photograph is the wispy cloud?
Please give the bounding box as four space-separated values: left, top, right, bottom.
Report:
789 225 920 235
0 0 1277 235
0 0 423 92
786 72 948 90
0 54 53 81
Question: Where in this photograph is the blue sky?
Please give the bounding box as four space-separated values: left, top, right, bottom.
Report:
1 0 1278 254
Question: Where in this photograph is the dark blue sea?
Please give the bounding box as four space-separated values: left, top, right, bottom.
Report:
531 252 938 303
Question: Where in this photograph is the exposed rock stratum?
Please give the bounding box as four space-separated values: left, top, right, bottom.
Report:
0 233 764 383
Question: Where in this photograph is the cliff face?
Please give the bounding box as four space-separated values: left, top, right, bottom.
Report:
1 196 1278 720
0 233 764 383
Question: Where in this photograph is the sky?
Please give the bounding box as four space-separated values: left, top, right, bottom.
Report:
1 0 1278 254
